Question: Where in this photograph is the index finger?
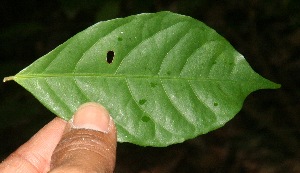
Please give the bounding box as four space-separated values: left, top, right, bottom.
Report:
0 117 67 173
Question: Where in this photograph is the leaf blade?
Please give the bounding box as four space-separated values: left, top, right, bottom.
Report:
10 11 280 146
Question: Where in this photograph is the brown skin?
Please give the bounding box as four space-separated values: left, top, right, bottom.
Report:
50 121 117 173
0 103 117 173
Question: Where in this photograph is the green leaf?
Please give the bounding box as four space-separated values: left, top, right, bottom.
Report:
4 11 280 146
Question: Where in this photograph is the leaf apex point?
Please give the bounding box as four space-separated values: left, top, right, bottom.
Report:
275 83 281 89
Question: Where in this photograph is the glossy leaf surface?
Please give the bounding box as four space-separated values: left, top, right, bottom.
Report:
5 12 280 146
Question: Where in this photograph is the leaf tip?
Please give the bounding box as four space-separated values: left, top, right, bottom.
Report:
3 76 15 82
260 78 281 90
274 83 281 89
268 80 281 89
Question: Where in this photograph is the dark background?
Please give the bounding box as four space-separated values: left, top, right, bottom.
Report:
0 0 299 172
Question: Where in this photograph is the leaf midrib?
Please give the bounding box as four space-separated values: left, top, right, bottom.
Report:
14 73 250 83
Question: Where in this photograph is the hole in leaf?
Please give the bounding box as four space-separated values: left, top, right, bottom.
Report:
106 51 114 64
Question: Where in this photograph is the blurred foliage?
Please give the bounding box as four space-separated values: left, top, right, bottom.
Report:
0 0 299 172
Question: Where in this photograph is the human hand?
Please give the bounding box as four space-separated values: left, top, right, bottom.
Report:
0 102 117 173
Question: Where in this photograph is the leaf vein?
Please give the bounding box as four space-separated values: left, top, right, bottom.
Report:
179 40 220 77
158 27 193 75
124 78 148 116
73 19 135 73
115 21 187 74
15 73 257 84
160 80 195 126
73 77 90 102
187 80 216 117
207 44 226 77
44 78 73 116
124 78 174 134
42 43 70 73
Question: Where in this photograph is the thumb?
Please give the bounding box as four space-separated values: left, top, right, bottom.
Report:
49 102 117 173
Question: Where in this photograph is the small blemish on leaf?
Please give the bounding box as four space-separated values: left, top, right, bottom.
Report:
106 51 114 64
139 99 147 105
150 82 158 88
214 102 218 106
118 37 123 41
141 116 150 122
167 71 171 75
